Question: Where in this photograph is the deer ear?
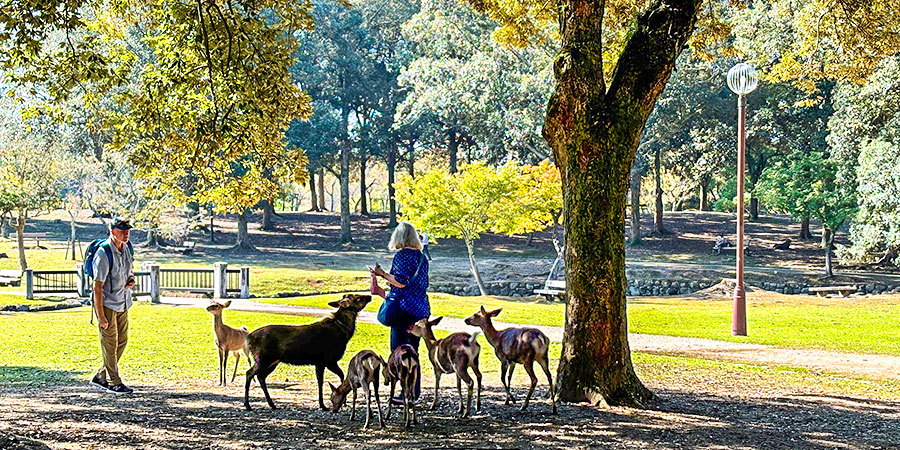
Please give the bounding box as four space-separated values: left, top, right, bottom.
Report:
329 382 337 393
480 305 487 314
430 316 443 326
489 308 502 317
223 300 232 308
328 300 341 308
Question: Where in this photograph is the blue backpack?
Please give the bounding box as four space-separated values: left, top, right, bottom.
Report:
84 238 134 285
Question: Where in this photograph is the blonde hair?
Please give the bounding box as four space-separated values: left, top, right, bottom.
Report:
389 221 423 251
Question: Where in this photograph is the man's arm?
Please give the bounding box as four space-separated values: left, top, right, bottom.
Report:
94 280 108 329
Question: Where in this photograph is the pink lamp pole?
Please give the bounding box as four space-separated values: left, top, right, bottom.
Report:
727 63 758 337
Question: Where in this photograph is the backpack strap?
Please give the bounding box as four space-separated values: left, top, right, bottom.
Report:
409 252 426 284
101 243 115 286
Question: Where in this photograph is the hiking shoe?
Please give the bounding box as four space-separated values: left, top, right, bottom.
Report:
107 384 134 394
90 376 109 391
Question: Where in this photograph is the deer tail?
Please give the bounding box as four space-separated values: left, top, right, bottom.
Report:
468 331 481 346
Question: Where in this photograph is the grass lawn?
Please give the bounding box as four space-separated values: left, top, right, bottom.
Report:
0 293 65 308
2 303 899 402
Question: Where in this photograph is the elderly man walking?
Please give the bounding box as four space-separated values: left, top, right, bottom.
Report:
89 217 137 394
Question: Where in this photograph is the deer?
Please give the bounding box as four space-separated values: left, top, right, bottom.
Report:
383 344 419 428
409 317 482 417
464 306 555 413
329 349 387 429
206 301 251 386
244 294 372 411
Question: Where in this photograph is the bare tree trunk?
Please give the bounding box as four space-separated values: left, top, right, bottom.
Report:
749 197 759 221
261 199 275 231
235 208 255 251
317 167 326 211
408 144 415 177
699 178 710 211
14 211 27 271
464 239 487 296
654 147 667 234
209 209 215 243
448 128 459 174
360 150 369 216
67 210 78 260
629 169 642 244
339 109 353 244
800 217 812 240
824 228 835 277
388 143 398 228
309 169 319 212
145 229 160 248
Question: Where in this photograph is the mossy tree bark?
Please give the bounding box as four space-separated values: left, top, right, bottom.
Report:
544 0 701 407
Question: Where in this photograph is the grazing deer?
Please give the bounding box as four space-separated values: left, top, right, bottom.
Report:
409 317 482 417
465 306 555 413
206 301 251 386
383 344 419 428
244 294 372 411
329 350 387 429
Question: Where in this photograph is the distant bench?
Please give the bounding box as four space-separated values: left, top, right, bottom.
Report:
0 269 21 287
808 286 857 298
535 279 566 301
21 232 49 249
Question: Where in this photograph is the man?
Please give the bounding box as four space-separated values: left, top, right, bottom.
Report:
89 217 136 394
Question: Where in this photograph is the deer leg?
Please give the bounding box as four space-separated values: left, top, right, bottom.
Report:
243 357 260 410
507 362 517 403
350 387 358 421
364 384 373 429
410 371 418 425
231 352 241 384
500 361 510 405
222 351 230 386
430 370 441 410
458 369 474 418
316 364 328 410
373 375 385 429
386 379 396 419
538 356 556 414
258 363 279 410
455 374 463 415
326 361 345 382
522 357 538 412
217 348 225 386
472 356 482 412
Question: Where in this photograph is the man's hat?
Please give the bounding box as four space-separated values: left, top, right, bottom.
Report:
111 217 133 231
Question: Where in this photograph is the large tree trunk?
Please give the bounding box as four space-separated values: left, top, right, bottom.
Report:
388 143 398 228
235 208 255 251
699 176 710 211
800 217 812 240
309 169 319 212
339 109 353 244
654 147 667 234
408 145 415 177
209 210 215 243
448 128 459 174
629 168 642 244
317 167 326 211
14 211 27 271
145 229 160 248
543 0 700 407
67 210 78 260
824 227 835 277
360 149 369 216
464 239 487 296
261 199 275 231
749 197 759 221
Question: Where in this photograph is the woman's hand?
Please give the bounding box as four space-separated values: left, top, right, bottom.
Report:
370 263 386 278
370 273 386 298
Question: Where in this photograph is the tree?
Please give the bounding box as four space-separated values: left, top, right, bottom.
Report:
395 162 547 295
463 0 898 407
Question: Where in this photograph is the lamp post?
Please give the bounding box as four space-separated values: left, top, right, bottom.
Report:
727 63 758 337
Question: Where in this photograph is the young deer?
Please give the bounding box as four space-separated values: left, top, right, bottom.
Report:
465 306 555 413
206 301 251 386
244 294 372 411
383 344 419 428
409 317 482 417
329 350 387 429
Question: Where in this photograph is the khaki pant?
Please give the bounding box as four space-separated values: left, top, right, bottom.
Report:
96 306 129 386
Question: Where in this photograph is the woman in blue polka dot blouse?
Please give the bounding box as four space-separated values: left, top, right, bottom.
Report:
370 221 430 402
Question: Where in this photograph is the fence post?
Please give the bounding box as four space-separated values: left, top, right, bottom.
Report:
25 268 34 300
76 263 88 297
240 267 250 299
213 262 228 299
150 263 161 304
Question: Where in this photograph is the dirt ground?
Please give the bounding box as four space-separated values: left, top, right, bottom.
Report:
1 377 898 450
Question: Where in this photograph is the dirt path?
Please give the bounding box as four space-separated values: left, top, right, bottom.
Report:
161 297 900 381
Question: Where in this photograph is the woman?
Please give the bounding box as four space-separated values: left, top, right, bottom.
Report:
370 221 429 402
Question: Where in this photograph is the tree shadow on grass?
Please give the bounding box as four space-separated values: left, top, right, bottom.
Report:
0 366 87 387
0 384 898 449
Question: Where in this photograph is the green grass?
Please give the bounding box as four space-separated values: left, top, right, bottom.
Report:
3 302 899 400
0 293 63 307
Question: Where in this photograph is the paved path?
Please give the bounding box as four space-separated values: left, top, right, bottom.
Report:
164 297 900 381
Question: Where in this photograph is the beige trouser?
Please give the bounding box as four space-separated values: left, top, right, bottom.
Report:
96 306 129 386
